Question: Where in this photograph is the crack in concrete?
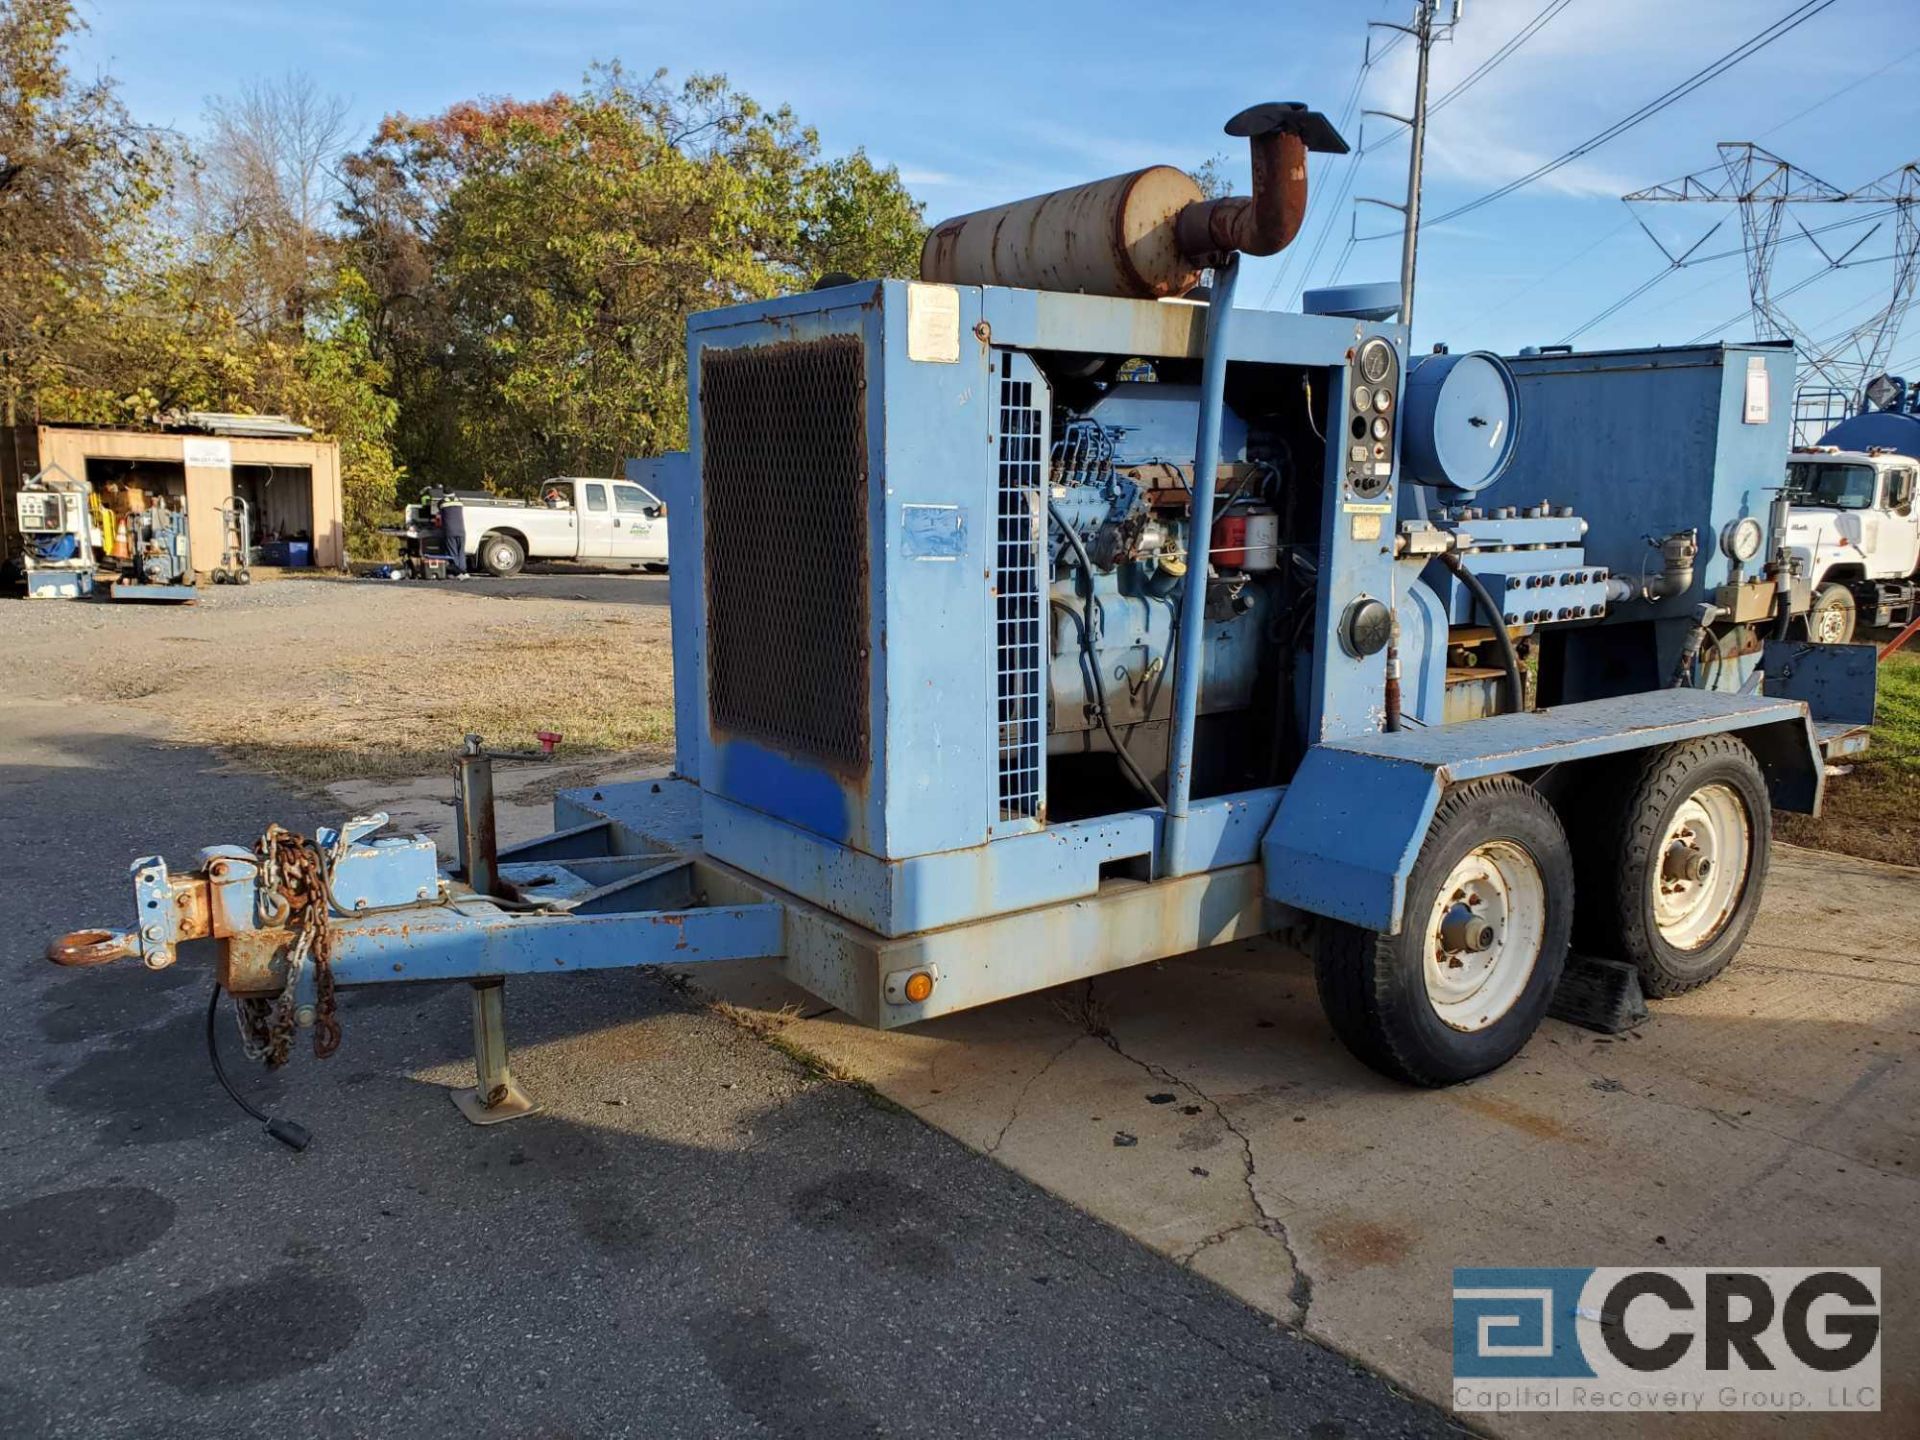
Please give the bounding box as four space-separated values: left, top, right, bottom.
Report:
1085 984 1315 1328
985 1032 1084 1156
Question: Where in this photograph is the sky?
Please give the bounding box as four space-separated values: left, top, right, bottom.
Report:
71 0 1920 371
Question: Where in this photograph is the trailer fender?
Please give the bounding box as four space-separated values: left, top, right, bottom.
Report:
1263 691 1825 935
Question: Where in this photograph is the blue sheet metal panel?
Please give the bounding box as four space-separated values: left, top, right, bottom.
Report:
1488 344 1794 621
877 280 996 857
698 783 1276 936
627 452 697 779
1327 688 1812 776
554 776 703 854
1311 324 1409 742
1762 640 1879 726
1159 785 1283 875
977 286 1378 368
686 293 887 853
1263 748 1440 933
1399 565 1452 728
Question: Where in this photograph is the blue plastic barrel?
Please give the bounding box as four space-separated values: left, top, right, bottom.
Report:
1400 351 1520 494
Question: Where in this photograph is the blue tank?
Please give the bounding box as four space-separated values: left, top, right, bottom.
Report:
1820 407 1920 457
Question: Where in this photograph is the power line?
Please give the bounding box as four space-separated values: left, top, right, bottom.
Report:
1556 206 1895 342
1429 0 1574 117
1422 0 1840 231
1261 27 1407 308
1756 40 1920 140
1483 216 1636 317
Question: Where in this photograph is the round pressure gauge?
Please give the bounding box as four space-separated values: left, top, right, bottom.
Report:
1372 389 1393 413
1721 516 1765 563
1353 385 1373 412
1358 338 1396 385
1371 416 1390 440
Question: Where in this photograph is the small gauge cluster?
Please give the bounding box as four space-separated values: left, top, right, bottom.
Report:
1345 338 1398 501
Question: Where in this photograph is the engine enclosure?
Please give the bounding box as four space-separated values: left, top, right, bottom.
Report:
673 279 1401 936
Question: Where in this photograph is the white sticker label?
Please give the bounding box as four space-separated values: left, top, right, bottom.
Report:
182 437 232 470
907 283 960 363
1744 356 1770 424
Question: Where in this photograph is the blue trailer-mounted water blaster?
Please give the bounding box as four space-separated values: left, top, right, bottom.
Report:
50 102 1879 1138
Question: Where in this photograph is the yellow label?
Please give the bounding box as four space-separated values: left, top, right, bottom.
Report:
1349 513 1383 541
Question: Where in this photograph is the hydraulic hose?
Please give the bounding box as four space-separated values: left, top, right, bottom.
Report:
1442 552 1524 715
1048 507 1165 809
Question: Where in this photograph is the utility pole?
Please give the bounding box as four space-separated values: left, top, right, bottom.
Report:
1360 1 1459 337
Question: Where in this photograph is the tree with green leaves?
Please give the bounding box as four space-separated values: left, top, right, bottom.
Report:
344 66 926 491
0 0 173 427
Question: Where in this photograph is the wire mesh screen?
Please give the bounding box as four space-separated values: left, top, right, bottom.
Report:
702 336 871 773
995 354 1045 822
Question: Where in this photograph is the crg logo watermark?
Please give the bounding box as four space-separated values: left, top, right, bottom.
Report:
1453 1267 1880 1413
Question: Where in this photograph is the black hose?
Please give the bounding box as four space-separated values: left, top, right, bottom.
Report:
206 987 311 1150
1443 552 1525 715
1047 503 1166 808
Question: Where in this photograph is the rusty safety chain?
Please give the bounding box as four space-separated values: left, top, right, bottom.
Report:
234 824 341 1067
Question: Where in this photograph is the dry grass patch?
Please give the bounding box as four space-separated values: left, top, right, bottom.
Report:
93 614 674 788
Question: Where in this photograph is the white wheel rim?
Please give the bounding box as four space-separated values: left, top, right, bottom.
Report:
1652 782 1751 951
1423 840 1546 1032
1814 604 1848 644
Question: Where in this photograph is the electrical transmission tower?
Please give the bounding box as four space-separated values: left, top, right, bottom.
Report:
1624 143 1920 415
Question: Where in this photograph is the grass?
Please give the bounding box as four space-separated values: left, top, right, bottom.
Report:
93 612 674 789
1776 649 1920 867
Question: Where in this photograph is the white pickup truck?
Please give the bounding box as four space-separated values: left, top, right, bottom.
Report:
443 477 670 577
1783 447 1920 643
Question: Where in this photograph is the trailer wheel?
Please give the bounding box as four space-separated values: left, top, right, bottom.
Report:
1313 776 1573 1086
479 533 525 578
1588 737 1769 997
1807 583 1856 645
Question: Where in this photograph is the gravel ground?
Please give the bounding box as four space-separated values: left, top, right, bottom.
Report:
0 594 1458 1439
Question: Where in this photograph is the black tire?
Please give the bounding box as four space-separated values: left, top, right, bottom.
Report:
236 568 251 586
1582 736 1770 998
1313 776 1574 1087
1806 582 1857 645
478 533 525 578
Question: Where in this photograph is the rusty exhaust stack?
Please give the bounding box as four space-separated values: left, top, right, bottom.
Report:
1174 102 1349 262
919 101 1347 300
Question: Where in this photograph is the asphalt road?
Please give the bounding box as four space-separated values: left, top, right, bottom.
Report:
0 698 1458 1439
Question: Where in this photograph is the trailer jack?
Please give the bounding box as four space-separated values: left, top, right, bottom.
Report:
48 742 786 1130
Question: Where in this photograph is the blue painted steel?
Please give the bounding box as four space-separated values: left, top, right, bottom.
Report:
1266 688 1822 933
1396 561 1452 727
626 452 697 780
688 281 995 865
322 900 784 984
1162 255 1241 878
1400 352 1520 494
1761 639 1879 726
111 583 196 602
322 822 440 911
701 783 1282 936
1484 344 1796 622
1263 748 1440 933
1082 385 1249 467
1302 282 1401 321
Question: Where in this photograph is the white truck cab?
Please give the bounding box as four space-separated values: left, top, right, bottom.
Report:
445 477 670 577
1783 446 1920 643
